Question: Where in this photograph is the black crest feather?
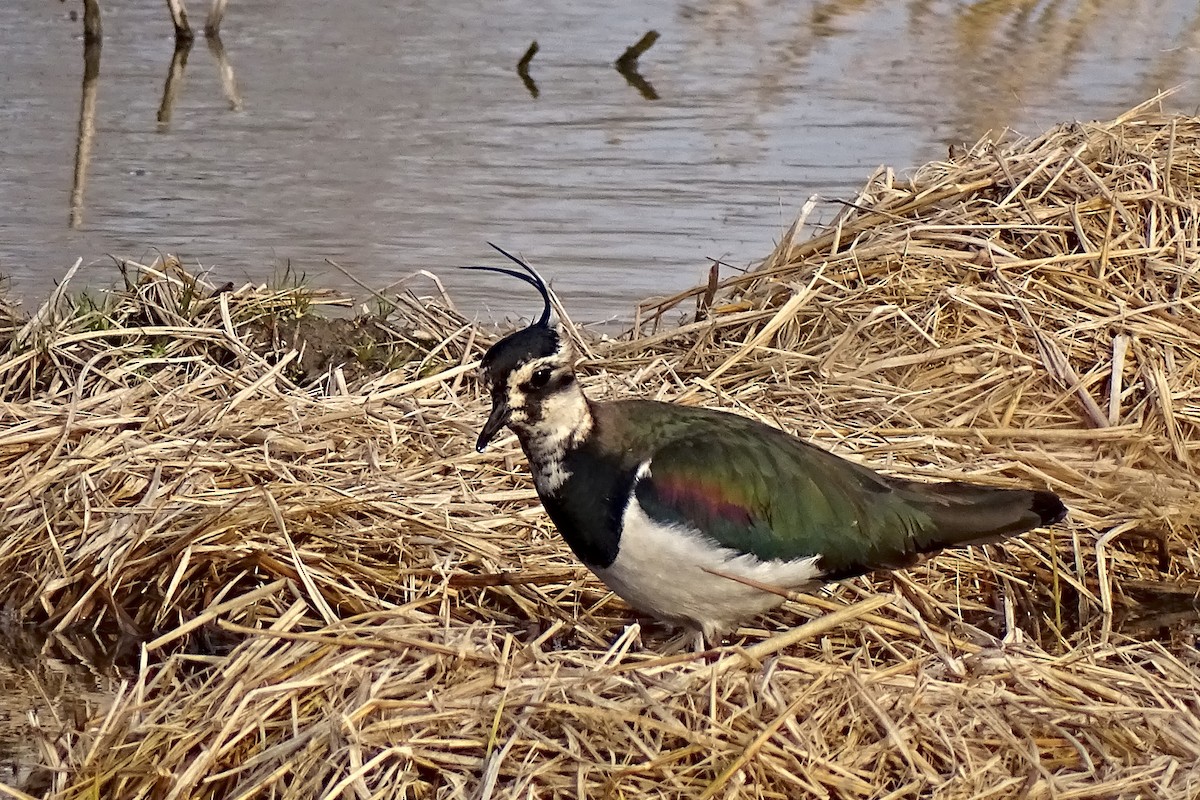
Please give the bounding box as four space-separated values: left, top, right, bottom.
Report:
462 243 552 327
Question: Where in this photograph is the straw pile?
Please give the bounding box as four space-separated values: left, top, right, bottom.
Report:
1 98 1198 799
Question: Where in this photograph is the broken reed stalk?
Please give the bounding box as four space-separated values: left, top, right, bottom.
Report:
517 40 538 73
1 98 1199 798
615 29 660 70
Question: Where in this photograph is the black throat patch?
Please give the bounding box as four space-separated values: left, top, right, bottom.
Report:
536 440 637 569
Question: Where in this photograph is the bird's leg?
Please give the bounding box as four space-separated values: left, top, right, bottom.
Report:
659 625 711 655
693 622 732 659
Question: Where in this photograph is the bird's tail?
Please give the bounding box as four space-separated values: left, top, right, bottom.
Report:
891 479 1067 553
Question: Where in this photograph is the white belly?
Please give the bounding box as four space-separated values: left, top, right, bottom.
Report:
593 494 823 640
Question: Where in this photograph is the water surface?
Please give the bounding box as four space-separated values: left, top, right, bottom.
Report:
1 0 1197 322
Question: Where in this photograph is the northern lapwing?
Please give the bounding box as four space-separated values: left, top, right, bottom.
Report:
469 246 1067 646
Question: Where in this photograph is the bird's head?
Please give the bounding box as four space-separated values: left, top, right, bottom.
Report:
467 245 581 453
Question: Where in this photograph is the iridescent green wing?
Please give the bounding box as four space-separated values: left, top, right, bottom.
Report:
632 420 937 576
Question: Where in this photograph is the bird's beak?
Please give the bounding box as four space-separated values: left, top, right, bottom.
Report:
476 398 511 452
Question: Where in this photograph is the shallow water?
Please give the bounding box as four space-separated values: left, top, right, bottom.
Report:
0 624 124 793
1 0 1198 322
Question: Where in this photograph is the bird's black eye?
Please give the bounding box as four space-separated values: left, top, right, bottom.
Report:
528 367 553 389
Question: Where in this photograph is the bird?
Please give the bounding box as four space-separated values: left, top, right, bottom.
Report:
467 245 1068 647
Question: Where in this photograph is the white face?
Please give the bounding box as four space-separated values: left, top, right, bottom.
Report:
507 356 592 499
476 324 592 455
501 351 572 431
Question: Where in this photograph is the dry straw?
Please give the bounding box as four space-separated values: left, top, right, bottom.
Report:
1 96 1199 799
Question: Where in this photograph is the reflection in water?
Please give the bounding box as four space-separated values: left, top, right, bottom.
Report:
68 40 100 229
1116 598 1200 642
1066 589 1200 652
676 0 1200 151
922 0 1200 136
614 30 661 100
156 42 191 129
514 32 661 102
65 0 242 231
0 623 124 794
2 0 1200 318
158 35 241 130
207 34 243 111
517 41 540 99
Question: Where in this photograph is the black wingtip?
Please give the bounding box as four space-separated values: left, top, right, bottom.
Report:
1031 490 1068 526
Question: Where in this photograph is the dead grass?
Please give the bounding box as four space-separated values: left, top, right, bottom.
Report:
1 96 1199 799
